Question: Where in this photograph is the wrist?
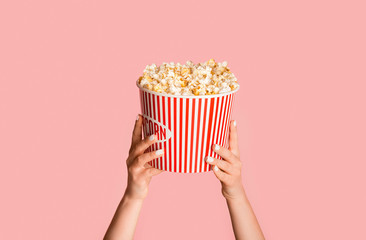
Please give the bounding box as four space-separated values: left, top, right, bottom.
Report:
124 186 148 201
222 183 246 201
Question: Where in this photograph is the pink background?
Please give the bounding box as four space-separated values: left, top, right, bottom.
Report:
0 0 365 239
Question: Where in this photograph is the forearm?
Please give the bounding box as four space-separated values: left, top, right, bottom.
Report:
226 187 264 240
104 191 144 240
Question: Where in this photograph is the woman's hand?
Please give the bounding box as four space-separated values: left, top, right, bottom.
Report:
205 120 245 200
125 115 164 200
104 115 165 240
205 120 265 239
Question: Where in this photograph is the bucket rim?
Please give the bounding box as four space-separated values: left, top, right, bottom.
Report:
136 80 240 98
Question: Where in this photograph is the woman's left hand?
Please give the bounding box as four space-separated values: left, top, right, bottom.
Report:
205 120 245 200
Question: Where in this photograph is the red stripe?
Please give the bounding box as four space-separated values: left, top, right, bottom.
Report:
222 95 231 148
142 92 146 138
162 96 167 170
220 95 229 148
211 98 219 159
194 99 202 173
216 96 225 159
149 93 154 167
152 94 156 119
140 90 144 138
190 99 196 173
227 94 235 148
149 94 154 167
205 98 215 171
139 90 143 119
173 98 177 172
200 99 208 172
167 98 172 172
144 92 152 165
225 95 233 148
156 95 162 169
143 92 148 154
184 98 189 173
147 93 152 167
179 98 183 172
151 94 156 167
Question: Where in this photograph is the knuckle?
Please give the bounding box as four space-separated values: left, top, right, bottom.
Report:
226 164 233 173
221 174 229 183
136 156 144 165
214 170 222 179
219 161 228 170
237 161 242 168
128 165 135 173
134 144 143 153
228 151 236 160
130 146 138 154
216 160 223 168
216 170 224 180
130 174 140 183
149 151 156 159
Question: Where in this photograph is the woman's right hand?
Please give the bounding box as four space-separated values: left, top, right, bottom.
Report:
125 115 164 200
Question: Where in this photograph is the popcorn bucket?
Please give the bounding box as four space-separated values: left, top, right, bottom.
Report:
137 81 239 173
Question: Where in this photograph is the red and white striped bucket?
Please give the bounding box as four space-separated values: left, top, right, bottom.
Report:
137 81 239 173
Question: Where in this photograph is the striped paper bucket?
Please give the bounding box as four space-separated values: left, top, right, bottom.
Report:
137 81 239 173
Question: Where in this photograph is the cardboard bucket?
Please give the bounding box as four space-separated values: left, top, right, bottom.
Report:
137 82 239 173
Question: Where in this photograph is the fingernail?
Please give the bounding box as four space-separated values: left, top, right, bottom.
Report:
205 156 214 163
214 166 219 171
136 115 140 121
149 135 155 141
214 144 220 151
156 149 164 155
233 120 237 127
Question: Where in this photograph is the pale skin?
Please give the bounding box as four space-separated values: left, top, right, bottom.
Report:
104 115 264 240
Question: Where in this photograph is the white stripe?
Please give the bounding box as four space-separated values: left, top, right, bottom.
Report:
153 94 160 169
164 97 170 171
143 93 148 144
207 98 217 169
191 99 198 172
186 99 192 173
227 94 235 148
223 95 231 149
170 97 175 172
158 95 164 170
176 98 180 172
217 96 227 160
220 96 229 148
226 95 234 148
196 99 205 172
213 97 222 159
208 98 217 155
201 99 211 172
146 93 151 157
150 94 155 167
181 99 186 173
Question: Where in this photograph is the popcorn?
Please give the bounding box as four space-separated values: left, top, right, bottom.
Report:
137 59 239 96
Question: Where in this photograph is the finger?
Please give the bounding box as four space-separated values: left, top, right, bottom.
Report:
146 167 164 176
130 115 143 151
228 120 240 157
132 134 157 157
205 156 232 174
135 149 164 167
212 144 238 163
144 162 153 168
211 164 230 183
